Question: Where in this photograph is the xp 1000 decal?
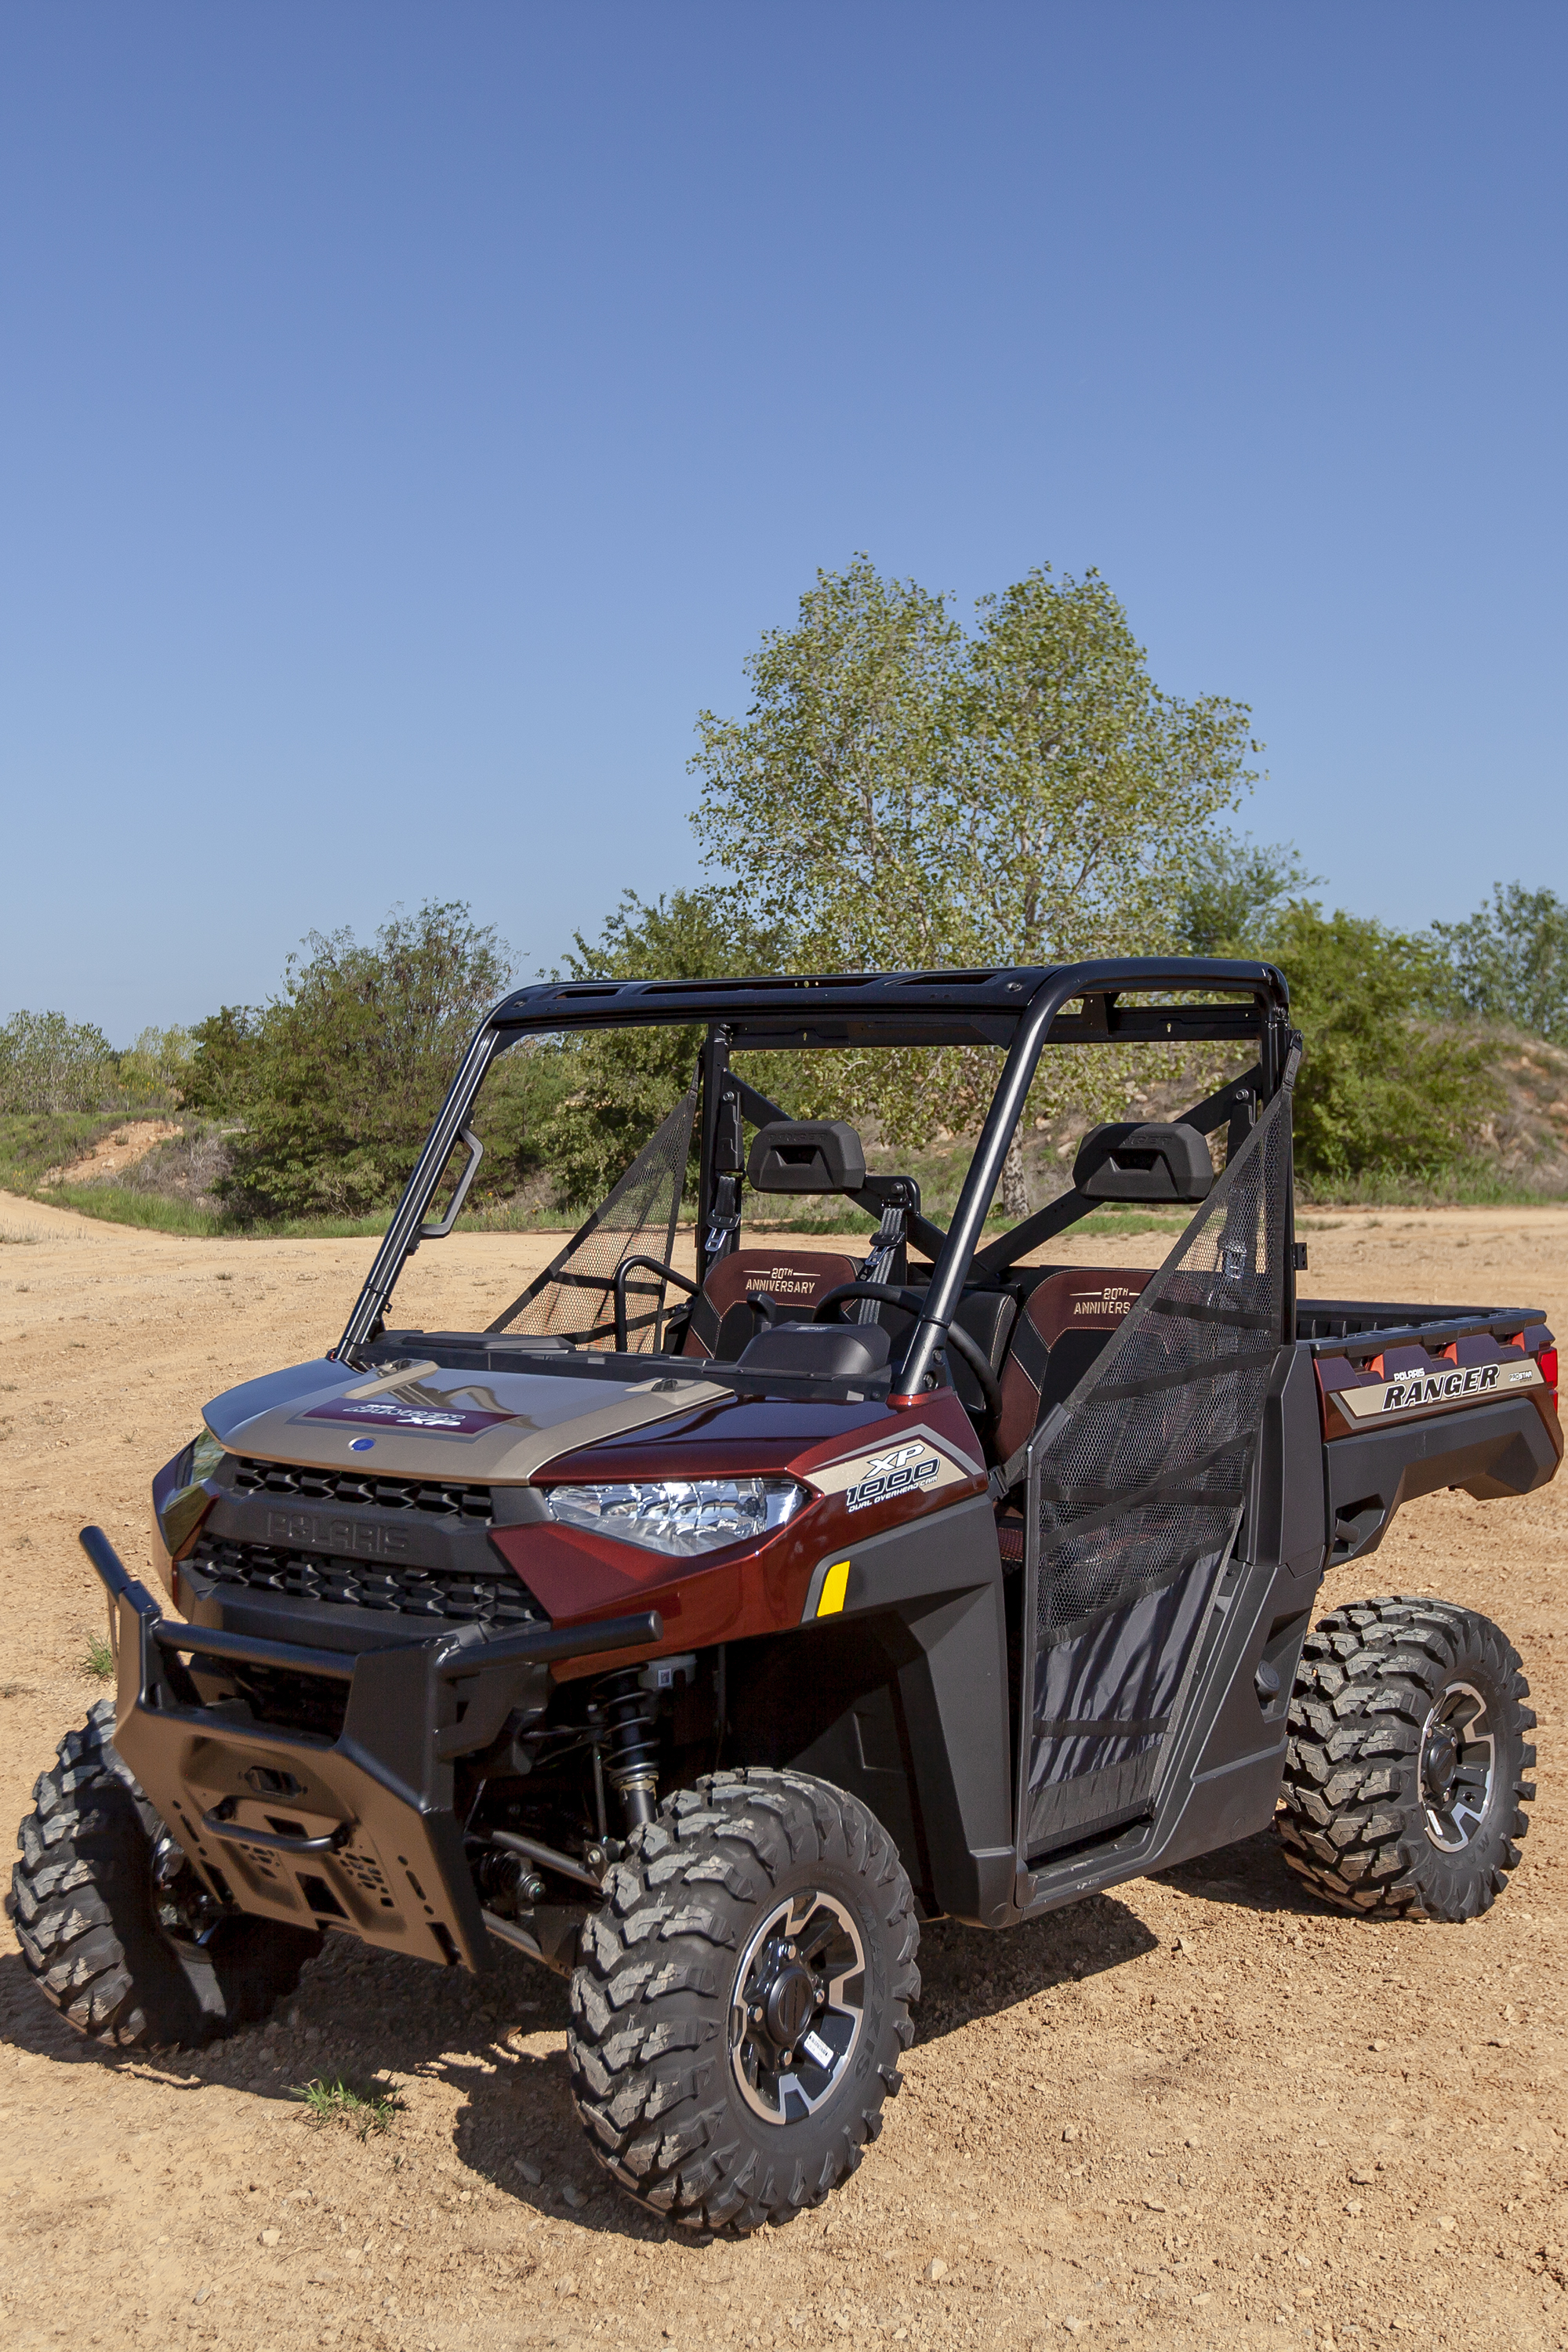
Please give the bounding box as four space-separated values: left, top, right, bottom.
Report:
805 1429 975 1515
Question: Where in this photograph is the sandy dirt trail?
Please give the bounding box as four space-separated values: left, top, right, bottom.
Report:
0 1193 1565 2352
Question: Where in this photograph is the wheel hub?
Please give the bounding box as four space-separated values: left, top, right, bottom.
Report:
730 1891 866 2126
1419 1681 1495 1853
762 1956 818 2049
1421 1725 1461 1806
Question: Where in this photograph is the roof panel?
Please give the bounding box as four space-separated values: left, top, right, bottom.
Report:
488 958 1287 1033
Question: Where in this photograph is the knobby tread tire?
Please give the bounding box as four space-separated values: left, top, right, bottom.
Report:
567 1768 920 2234
10 1699 318 2049
1275 1595 1536 1922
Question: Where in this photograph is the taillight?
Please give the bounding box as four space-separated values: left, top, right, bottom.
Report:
1539 1347 1559 1414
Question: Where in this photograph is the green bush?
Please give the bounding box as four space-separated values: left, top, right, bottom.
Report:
530 887 793 1207
183 901 513 1221
1432 882 1568 1045
1263 902 1501 1185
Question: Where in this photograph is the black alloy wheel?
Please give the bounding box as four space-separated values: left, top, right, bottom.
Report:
1276 1597 1536 1922
568 1767 919 2233
730 1888 866 2125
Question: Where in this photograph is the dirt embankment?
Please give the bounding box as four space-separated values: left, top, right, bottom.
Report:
0 1196 1565 2351
40 1120 182 1188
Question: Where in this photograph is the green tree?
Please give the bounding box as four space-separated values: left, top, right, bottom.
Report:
693 559 1258 982
538 887 794 1207
1431 882 1568 1044
692 559 968 975
1263 902 1498 1183
691 557 1261 1203
185 902 513 1219
115 1025 196 1107
1174 833 1319 956
0 1011 113 1113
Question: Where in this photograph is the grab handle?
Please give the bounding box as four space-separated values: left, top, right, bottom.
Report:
201 1804 350 1857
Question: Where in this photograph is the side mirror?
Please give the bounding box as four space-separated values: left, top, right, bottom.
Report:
746 1120 867 1195
1073 1122 1214 1204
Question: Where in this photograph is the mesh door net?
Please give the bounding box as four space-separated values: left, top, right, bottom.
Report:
487 1081 699 1352
1018 1063 1295 1858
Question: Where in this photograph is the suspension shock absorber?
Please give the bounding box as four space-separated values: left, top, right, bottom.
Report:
589 1667 661 1831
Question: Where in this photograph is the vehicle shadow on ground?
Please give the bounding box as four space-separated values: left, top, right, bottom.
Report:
913 1892 1158 2043
1154 1824 1337 1916
0 1828 1321 2248
0 1937 670 2241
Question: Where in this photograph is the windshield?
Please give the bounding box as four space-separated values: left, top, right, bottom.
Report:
376 1016 1258 1359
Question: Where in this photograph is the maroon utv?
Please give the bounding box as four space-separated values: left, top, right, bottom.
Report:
13 961 1559 2231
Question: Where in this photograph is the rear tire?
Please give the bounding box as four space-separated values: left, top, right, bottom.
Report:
568 1768 920 2234
9 1700 320 2049
1276 1596 1536 1922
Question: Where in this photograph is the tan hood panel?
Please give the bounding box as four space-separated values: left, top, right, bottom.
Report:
207 1364 728 1484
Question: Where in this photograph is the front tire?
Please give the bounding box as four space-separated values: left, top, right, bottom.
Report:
10 1700 321 2049
568 1768 920 2233
1276 1597 1536 1922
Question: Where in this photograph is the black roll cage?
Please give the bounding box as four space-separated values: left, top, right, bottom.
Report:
336 957 1296 1398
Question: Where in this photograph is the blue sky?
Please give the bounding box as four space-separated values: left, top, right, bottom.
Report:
3 4 1564 1040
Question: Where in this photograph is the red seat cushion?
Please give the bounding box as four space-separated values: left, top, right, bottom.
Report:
993 1267 1153 1461
681 1247 862 1359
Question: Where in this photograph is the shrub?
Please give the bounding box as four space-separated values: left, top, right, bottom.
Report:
183 902 513 1221
1263 902 1501 1184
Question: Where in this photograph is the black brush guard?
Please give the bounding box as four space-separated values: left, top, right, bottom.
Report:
82 1526 659 1972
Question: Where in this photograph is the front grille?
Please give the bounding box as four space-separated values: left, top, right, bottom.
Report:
232 1458 494 1525
188 1532 546 1628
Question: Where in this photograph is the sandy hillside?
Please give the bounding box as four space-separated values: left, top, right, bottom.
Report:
0 1192 1565 2352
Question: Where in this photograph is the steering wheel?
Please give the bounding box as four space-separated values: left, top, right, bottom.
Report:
612 1254 700 1352
810 1280 1004 1426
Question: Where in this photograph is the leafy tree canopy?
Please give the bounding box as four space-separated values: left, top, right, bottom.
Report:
0 1011 114 1114
691 555 1261 1151
1174 832 1319 958
1261 902 1498 1181
1432 882 1568 1045
184 902 512 1219
117 1026 195 1107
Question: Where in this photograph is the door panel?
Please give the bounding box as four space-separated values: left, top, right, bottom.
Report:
1016 1075 1296 1862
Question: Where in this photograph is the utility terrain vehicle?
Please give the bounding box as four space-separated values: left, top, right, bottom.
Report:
14 960 1559 2232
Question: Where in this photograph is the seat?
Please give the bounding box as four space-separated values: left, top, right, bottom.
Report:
680 1247 861 1360
992 1267 1154 1463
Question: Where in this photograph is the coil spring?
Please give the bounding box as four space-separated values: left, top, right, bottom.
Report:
591 1666 660 1828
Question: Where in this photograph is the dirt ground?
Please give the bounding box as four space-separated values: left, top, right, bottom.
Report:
1 1192 1565 2352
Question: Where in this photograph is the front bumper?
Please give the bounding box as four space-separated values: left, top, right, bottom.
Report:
84 1526 655 1972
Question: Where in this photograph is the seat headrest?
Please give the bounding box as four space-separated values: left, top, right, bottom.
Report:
1073 1121 1214 1204
746 1120 866 1195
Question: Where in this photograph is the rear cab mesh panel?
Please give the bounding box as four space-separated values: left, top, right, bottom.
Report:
1019 1067 1294 1857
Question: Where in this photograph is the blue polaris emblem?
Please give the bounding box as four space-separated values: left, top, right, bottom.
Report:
349 1436 376 1452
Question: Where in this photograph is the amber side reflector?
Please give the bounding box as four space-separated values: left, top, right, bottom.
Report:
816 1560 851 1617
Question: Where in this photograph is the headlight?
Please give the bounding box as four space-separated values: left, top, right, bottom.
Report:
156 1428 230 1557
545 1476 807 1557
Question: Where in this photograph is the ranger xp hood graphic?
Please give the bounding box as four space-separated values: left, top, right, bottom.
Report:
203 1356 729 1483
